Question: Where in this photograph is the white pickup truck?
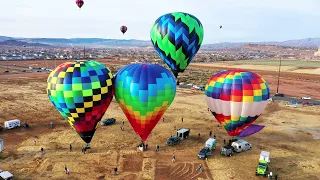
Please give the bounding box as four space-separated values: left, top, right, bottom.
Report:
0 170 14 180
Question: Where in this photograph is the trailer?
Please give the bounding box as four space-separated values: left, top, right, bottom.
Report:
231 139 252 153
205 138 216 150
0 139 3 152
260 151 270 163
176 128 190 140
4 119 20 129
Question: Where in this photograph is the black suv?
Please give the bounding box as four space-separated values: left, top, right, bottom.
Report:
166 136 180 146
100 118 116 126
198 147 212 159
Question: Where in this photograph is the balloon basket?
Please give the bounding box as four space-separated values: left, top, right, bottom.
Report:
85 143 91 149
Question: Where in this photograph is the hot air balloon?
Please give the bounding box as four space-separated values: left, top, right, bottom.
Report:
47 60 114 148
114 63 176 141
76 0 84 9
220 25 222 29
120 26 127 34
150 12 204 81
205 70 270 137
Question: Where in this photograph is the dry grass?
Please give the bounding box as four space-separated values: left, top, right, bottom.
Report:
0 72 319 180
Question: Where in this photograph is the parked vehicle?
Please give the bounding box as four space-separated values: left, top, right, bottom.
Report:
256 160 268 177
198 147 212 159
220 145 234 157
100 118 116 126
205 138 216 150
0 139 3 152
176 128 190 140
0 170 13 180
4 119 20 129
256 151 270 177
301 96 311 100
166 136 180 146
274 93 284 97
231 140 252 153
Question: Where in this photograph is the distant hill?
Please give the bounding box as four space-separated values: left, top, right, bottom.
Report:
0 40 51 47
18 37 151 47
0 35 319 49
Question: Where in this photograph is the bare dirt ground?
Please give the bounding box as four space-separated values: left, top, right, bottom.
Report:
0 70 320 180
189 64 320 100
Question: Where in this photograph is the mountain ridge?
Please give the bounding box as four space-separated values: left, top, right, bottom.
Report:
0 35 319 49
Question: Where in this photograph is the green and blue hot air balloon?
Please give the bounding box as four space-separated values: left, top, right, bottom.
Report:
150 12 204 79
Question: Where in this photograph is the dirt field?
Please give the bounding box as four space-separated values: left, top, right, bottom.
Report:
189 62 320 100
0 69 320 180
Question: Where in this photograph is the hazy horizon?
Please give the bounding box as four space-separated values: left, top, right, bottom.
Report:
1 0 320 44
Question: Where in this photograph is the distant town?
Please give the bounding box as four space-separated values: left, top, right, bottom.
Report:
1 44 320 63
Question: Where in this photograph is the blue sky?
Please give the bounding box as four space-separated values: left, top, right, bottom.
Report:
0 0 319 44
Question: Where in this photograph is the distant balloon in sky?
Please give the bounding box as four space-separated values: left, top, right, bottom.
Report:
205 70 270 137
47 60 114 147
220 25 222 29
150 12 204 80
76 0 84 9
114 63 176 141
120 26 128 34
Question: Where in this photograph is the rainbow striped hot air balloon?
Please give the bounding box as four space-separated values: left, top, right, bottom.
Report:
47 60 114 147
205 70 270 137
114 63 176 141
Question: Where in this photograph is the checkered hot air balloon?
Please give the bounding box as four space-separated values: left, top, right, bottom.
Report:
114 63 176 141
47 60 114 147
205 70 270 137
150 12 204 79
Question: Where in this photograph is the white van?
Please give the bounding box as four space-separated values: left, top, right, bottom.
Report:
0 139 3 152
231 139 252 153
4 119 20 129
205 138 216 150
0 171 13 180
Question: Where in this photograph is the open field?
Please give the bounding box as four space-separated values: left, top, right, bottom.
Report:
1 59 320 100
191 60 320 75
0 69 320 180
228 59 320 67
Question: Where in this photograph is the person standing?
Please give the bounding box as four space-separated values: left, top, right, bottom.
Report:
64 165 67 174
181 117 184 123
67 167 70 175
172 155 176 162
34 139 37 145
114 167 118 175
209 131 212 137
223 139 226 144
69 144 72 152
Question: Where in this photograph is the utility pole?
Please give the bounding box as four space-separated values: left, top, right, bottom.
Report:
83 46 86 59
276 57 282 94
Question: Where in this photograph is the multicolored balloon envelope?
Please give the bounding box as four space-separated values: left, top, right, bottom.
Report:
47 60 114 145
150 12 204 78
120 26 128 34
114 63 176 141
76 0 84 9
205 70 270 137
